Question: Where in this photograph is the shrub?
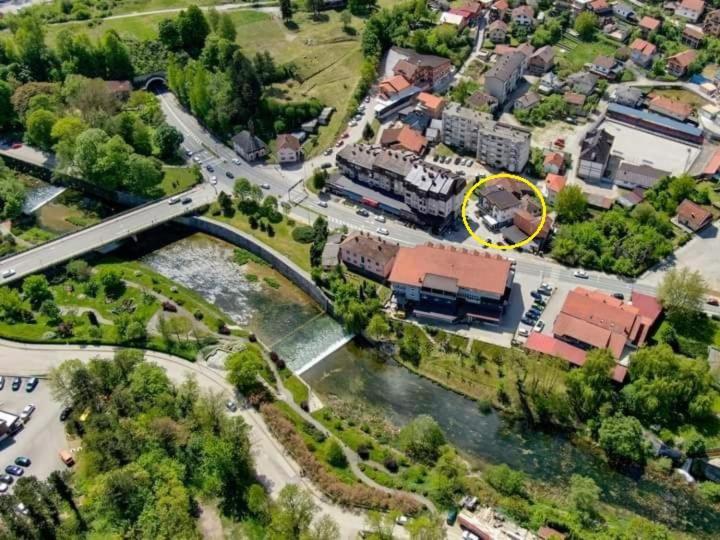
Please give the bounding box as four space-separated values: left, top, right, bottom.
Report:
357 444 371 460
384 456 399 473
325 440 348 468
699 482 720 503
276 358 286 370
292 225 315 243
270 351 279 364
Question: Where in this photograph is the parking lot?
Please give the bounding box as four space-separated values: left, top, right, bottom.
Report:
0 377 69 486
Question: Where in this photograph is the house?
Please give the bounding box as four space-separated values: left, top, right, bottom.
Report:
484 51 526 103
339 231 400 280
638 16 661 36
544 152 565 175
675 0 704 22
590 0 612 14
564 91 587 115
648 95 693 121
106 80 132 101
552 287 661 359
490 0 509 21
567 71 598 95
232 130 268 162
461 1 484 23
584 191 615 210
511 5 535 26
682 24 704 48
380 125 428 155
488 20 509 43
614 162 669 189
466 91 499 112
391 47 453 91
577 128 614 181
629 38 657 67
704 9 720 36
528 45 555 75
514 91 541 111
538 72 565 94
603 22 631 43
617 188 645 208
502 208 553 251
417 92 445 119
318 107 334 125
378 75 412 99
590 55 623 79
609 85 643 107
543 173 567 203
702 147 720 177
613 2 636 20
399 108 432 132
676 198 713 231
389 243 514 324
477 177 532 228
666 49 698 77
276 134 303 164
440 10 469 30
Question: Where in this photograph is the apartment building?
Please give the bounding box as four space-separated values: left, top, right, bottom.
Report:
333 144 467 229
442 103 531 172
339 231 400 281
484 51 526 103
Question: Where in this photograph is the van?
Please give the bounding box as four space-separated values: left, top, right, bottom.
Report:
59 450 74 467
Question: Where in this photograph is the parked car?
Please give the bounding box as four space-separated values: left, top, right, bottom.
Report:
193 155 201 163
210 176 217 185
225 400 237 412
708 297 720 306
317 201 328 208
15 457 30 467
225 171 234 179
533 303 545 312
184 148 193 157
612 292 624 300
356 208 369 217
534 320 545 332
446 507 458 525
323 148 333 156
0 376 4 390
335 140 344 148
206 164 214 172
168 196 180 205
261 183 271 189
574 270 588 279
320 162 332 169
349 120 358 127
521 317 535 326
0 483 8 493
528 308 541 318
5 465 23 476
533 298 546 307
518 328 529 337
11 377 21 391
20 404 35 422
15 503 29 516
0 474 13 485
375 215 386 223
60 406 72 421
25 377 38 392
10 143 22 149
530 291 542 301
232 158 242 165
395 515 409 526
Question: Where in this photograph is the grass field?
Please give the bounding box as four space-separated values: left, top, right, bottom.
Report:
556 34 618 73
161 166 201 195
647 88 711 109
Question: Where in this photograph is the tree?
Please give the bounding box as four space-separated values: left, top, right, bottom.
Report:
52 116 88 166
280 0 293 21
566 348 616 421
598 414 649 466
574 11 597 41
311 168 328 191
217 13 237 42
362 122 375 141
306 514 340 540
25 109 57 150
153 124 183 160
101 30 133 79
366 313 391 341
325 440 348 468
399 415 446 463
225 346 265 391
484 463 525 496
364 510 397 540
340 10 352 30
406 514 446 540
0 287 26 322
159 19 182 50
246 483 270 523
569 474 601 525
125 154 164 195
0 172 26 220
658 267 707 318
177 5 211 56
269 484 317 539
100 269 126 299
66 259 91 281
555 185 587 223
22 275 52 310
0 81 15 131
40 299 61 322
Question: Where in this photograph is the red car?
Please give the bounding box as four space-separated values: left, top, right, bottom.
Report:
10 143 22 149
342 132 350 139
707 297 719 306
335 140 344 148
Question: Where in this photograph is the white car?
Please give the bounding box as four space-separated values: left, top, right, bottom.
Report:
349 120 358 127
232 158 241 165
364 96 371 104
376 227 389 235
395 515 408 526
323 148 333 156
518 328 529 337
375 215 386 223
0 482 8 493
317 201 328 208
574 270 589 279
261 183 271 190
192 156 201 163
534 320 545 332
1 269 15 278
20 404 35 422
210 176 217 185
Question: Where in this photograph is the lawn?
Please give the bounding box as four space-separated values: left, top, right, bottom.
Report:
161 166 201 196
556 36 618 73
647 88 711 109
282 372 309 405
212 208 312 272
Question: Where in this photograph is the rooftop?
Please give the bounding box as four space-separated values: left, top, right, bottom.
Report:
340 231 400 266
639 16 661 30
545 173 566 192
607 103 703 138
678 0 704 11
677 198 712 229
276 133 301 151
667 48 698 68
486 51 526 83
649 95 693 118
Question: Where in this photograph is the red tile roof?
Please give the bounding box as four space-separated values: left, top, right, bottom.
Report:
703 148 720 175
679 0 704 12
388 243 512 297
379 75 411 95
667 49 698 68
631 291 663 326
545 173 566 193
544 152 564 169
512 4 534 18
677 198 712 230
639 16 661 31
492 0 509 10
417 92 445 111
630 38 657 56
564 91 586 106
380 125 427 155
683 24 705 39
276 133 301 151
590 0 609 11
649 95 693 119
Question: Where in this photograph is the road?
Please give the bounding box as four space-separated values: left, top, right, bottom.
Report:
0 183 215 284
0 338 369 539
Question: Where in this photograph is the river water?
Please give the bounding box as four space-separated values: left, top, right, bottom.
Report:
141 233 718 536
140 234 350 371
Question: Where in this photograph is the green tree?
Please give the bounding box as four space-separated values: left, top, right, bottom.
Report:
247 483 270 523
340 10 352 30
66 259 91 281
566 348 616 421
366 313 391 341
555 184 587 223
574 11 597 41
177 5 211 56
598 414 649 466
52 116 88 167
406 513 446 540
484 463 525 496
22 275 52 310
217 13 237 42
399 415 446 463
325 439 348 468
225 346 265 391
306 514 340 540
280 0 293 21
126 154 164 195
569 474 601 525
0 81 15 130
362 122 375 141
100 269 126 299
101 30 133 79
0 171 26 220
269 484 317 539
364 510 397 540
153 124 183 160
158 19 182 51
25 109 57 150
658 267 707 318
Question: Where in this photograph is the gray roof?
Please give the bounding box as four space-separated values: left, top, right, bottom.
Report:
530 45 555 64
615 162 669 188
580 129 614 164
516 92 541 108
486 52 525 83
232 131 267 153
482 187 522 210
612 85 643 104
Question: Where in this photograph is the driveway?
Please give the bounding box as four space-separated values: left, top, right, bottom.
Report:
0 339 369 539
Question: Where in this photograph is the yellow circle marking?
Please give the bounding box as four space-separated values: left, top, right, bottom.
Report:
461 173 547 251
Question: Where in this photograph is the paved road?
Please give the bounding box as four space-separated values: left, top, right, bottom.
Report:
0 183 215 285
0 338 369 539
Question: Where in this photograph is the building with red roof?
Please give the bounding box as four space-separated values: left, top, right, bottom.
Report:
543 152 565 175
380 125 428 155
629 38 657 67
543 173 566 203
675 0 705 22
702 147 720 177
389 243 514 323
676 199 713 231
639 16 661 35
417 92 445 119
648 95 693 121
378 75 411 99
